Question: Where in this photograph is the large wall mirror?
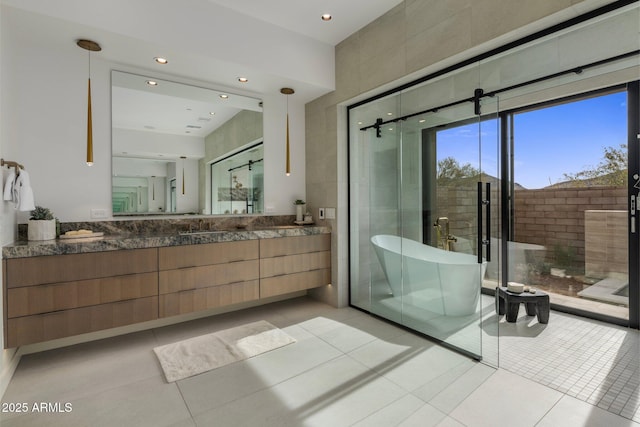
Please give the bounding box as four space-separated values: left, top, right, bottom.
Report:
111 71 263 215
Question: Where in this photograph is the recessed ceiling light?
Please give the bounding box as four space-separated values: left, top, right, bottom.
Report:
146 80 158 86
238 77 248 83
209 112 215 115
387 112 393 116
419 119 426 123
154 57 168 64
219 94 229 99
321 14 332 21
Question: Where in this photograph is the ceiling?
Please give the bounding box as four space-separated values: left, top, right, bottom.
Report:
204 0 404 45
1 0 404 103
1 0 403 162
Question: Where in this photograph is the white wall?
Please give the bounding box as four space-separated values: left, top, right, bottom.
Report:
0 3 306 395
0 2 20 400
0 7 305 223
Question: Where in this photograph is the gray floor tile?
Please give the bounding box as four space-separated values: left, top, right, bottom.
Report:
449 369 562 427
537 395 640 427
351 394 425 427
3 296 638 427
397 402 448 427
177 335 343 415
194 355 407 427
349 333 470 392
427 363 496 414
2 330 160 405
0 376 190 427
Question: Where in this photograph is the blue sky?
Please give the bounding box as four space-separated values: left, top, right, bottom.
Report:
513 91 627 188
436 90 628 189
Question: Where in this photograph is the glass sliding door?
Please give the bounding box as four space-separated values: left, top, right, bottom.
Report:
503 89 630 322
349 82 500 361
413 97 500 361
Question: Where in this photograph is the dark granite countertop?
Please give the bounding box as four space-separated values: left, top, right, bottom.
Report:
3 225 331 259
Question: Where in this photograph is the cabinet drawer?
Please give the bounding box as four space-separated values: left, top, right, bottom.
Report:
260 251 330 278
159 259 259 294
159 280 259 317
260 234 330 258
7 272 158 318
159 240 258 270
6 296 159 348
260 268 331 298
6 248 158 288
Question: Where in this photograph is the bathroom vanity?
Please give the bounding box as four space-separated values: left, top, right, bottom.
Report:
2 225 330 348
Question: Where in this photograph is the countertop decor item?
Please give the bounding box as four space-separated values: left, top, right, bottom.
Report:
294 199 305 222
507 282 525 293
28 206 56 241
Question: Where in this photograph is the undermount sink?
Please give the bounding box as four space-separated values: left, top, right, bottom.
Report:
261 225 301 229
178 230 228 236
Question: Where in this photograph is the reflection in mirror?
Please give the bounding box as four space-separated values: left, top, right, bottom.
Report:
211 142 263 214
111 71 263 215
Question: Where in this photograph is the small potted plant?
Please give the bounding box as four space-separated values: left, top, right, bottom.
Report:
28 206 56 241
294 199 305 222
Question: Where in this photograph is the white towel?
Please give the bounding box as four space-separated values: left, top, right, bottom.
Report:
3 169 16 201
14 170 35 211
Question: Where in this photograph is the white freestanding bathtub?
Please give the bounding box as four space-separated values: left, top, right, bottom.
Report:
371 234 487 316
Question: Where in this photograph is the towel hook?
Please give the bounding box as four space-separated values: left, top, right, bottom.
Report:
1 158 24 175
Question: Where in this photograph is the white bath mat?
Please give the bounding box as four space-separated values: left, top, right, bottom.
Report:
153 320 296 382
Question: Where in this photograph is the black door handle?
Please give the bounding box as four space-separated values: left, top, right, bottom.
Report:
477 182 491 263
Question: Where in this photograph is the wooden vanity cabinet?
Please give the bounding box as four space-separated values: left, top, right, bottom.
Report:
158 240 260 317
3 232 331 348
260 234 331 298
4 248 159 348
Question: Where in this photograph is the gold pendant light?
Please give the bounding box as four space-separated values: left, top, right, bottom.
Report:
180 156 187 195
77 39 101 167
280 88 294 176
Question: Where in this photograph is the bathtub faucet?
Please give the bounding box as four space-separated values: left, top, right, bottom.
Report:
434 217 457 251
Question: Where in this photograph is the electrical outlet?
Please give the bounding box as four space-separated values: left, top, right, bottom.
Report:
318 208 325 219
326 208 336 219
90 208 108 219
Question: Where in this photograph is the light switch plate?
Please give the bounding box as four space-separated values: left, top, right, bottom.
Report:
90 208 108 219
318 208 325 219
326 208 336 219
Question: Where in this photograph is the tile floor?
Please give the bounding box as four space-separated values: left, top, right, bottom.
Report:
0 296 638 427
499 304 640 422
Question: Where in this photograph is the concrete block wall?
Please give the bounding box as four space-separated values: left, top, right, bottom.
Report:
585 210 628 279
513 187 627 271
